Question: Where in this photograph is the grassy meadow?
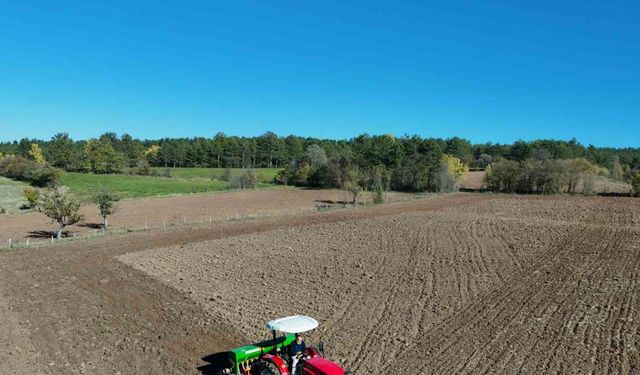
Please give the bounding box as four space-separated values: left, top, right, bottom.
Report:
61 168 281 200
61 173 229 199
0 177 28 213
149 167 281 181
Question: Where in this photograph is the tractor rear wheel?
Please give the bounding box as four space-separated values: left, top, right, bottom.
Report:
253 361 282 375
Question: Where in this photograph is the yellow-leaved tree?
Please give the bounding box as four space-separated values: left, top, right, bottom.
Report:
29 143 46 164
144 145 161 159
438 154 469 192
442 154 469 178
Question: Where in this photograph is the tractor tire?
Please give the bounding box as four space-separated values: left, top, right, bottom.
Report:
253 361 282 375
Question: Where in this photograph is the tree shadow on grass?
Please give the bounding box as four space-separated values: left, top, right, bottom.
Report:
315 199 351 205
27 230 69 239
78 222 103 230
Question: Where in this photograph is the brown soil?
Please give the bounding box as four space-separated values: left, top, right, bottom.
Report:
0 188 415 244
460 171 486 190
0 193 489 374
120 195 640 374
1 193 638 374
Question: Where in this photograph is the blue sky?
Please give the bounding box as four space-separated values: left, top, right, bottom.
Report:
0 1 638 146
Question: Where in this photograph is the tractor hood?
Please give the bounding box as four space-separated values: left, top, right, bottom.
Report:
304 357 345 375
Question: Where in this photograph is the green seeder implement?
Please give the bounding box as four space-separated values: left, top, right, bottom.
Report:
223 334 296 374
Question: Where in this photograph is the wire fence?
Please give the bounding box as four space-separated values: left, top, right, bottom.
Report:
0 205 337 250
0 192 430 251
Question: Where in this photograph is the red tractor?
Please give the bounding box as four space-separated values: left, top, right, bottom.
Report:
217 315 350 375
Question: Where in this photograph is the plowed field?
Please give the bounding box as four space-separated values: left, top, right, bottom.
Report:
1 193 639 374
120 195 640 374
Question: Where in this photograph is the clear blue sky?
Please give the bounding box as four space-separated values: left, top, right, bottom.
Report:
1 1 638 146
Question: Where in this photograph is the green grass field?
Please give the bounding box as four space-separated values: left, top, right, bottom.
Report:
0 177 29 213
61 170 279 200
61 173 232 200
148 167 281 181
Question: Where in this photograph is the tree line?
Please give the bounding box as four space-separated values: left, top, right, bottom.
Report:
1 132 639 191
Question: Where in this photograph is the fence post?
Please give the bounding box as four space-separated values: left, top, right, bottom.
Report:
7 238 11 248
163 221 166 229
209 216 212 223
145 222 148 230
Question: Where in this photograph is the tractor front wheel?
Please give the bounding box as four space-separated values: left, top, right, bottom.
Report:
253 361 282 375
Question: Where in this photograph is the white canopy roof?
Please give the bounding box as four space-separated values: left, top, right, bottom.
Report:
266 315 319 333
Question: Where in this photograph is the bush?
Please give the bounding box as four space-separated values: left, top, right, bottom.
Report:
163 168 172 178
0 207 5 214
23 187 40 208
373 184 384 204
486 157 604 195
134 159 151 176
256 172 269 184
222 168 232 182
274 169 290 185
241 169 257 189
0 156 35 181
231 169 257 189
370 165 387 204
0 156 62 187
31 166 62 187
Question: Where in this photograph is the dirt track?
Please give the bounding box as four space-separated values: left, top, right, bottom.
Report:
0 188 414 244
121 195 640 374
0 193 488 374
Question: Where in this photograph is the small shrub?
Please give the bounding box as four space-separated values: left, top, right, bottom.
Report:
241 169 257 189
135 159 151 176
230 170 257 189
222 168 232 182
163 168 172 178
23 187 40 208
0 207 5 214
371 166 385 204
274 169 290 185
31 166 62 187
373 183 384 204
256 172 268 184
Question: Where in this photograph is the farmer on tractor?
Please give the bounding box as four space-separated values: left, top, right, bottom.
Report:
288 333 307 374
217 315 351 375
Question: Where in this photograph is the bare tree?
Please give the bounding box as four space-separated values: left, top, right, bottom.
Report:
342 165 364 204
